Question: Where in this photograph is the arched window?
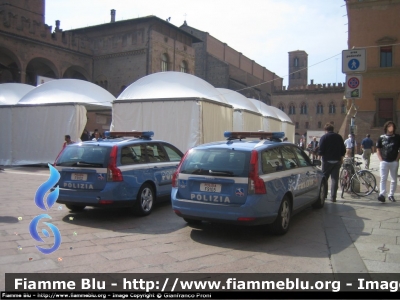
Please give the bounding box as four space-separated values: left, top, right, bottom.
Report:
289 104 296 115
294 57 299 67
316 102 323 114
329 102 336 114
180 61 188 73
300 102 307 114
278 103 285 112
341 103 347 114
161 53 169 71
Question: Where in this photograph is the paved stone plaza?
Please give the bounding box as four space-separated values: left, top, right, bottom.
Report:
1 153 399 291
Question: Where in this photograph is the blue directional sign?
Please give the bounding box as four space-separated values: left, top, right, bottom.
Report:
342 49 366 73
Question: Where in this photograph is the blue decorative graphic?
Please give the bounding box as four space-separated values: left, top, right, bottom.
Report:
29 214 61 255
30 164 62 255
34 164 60 210
235 188 245 197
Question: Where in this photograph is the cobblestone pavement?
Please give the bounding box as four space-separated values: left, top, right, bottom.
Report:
0 156 399 290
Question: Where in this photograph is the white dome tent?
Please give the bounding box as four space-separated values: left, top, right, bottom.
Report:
247 98 282 132
112 72 233 152
216 88 263 131
0 79 114 166
268 105 295 143
0 83 36 166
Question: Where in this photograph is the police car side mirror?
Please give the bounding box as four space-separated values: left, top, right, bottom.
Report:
312 160 321 167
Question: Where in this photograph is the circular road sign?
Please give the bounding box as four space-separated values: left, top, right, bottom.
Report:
348 58 360 70
347 77 360 89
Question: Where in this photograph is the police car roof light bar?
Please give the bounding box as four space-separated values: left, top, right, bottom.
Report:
105 131 154 139
224 131 285 140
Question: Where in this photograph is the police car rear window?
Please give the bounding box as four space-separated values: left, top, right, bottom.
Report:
180 149 250 177
57 145 111 168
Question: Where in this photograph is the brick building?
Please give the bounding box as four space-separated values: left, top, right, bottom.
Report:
344 0 400 142
180 21 282 104
272 50 347 142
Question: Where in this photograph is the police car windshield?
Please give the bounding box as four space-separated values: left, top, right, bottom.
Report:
57 145 111 168
180 149 250 177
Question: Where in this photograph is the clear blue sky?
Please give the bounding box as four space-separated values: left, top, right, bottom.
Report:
45 0 348 87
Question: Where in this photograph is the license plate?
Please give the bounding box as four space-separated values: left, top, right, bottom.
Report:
200 183 221 193
71 173 87 181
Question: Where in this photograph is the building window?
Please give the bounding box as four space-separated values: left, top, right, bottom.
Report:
380 46 392 68
278 103 285 112
289 104 296 115
341 103 346 114
295 122 299 129
318 121 322 129
298 72 301 79
329 102 336 114
180 61 188 73
161 53 169 71
300 103 307 114
317 102 323 114
294 57 299 67
377 98 394 127
305 122 309 129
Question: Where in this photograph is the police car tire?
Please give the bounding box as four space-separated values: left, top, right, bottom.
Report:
312 180 326 209
270 196 291 235
134 183 154 216
183 218 202 225
65 204 86 212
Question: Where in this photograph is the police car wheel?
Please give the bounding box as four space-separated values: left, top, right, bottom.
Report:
183 218 202 225
312 180 326 209
270 196 291 235
65 204 86 212
134 183 154 216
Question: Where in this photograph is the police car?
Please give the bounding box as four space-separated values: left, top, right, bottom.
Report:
171 131 326 235
54 131 183 216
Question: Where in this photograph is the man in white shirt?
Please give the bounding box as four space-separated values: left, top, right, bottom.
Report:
344 133 357 157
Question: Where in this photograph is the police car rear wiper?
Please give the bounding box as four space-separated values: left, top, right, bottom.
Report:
76 161 103 167
209 170 234 176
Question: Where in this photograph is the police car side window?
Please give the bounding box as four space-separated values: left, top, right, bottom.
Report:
293 147 311 167
281 146 299 169
121 145 143 165
262 148 284 174
163 144 183 162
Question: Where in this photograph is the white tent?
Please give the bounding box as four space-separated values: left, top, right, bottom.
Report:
216 88 263 131
269 106 295 143
247 98 282 132
112 72 233 152
0 83 36 166
0 79 113 166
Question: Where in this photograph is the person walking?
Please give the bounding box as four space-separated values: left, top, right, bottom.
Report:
361 134 374 169
298 138 306 150
308 137 319 160
318 123 346 202
376 121 400 203
344 133 357 157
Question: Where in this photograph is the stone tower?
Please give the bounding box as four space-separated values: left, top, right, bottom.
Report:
288 50 308 88
0 0 45 24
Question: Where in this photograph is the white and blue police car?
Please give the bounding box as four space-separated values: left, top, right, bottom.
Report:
171 131 326 234
54 131 183 216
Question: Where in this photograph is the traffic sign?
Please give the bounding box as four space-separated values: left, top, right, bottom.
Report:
342 49 366 73
345 75 362 99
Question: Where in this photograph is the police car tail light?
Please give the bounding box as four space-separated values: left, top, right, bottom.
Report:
172 150 190 188
248 150 266 194
107 145 123 182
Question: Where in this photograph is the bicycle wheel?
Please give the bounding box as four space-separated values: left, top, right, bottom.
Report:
350 170 377 197
340 168 350 194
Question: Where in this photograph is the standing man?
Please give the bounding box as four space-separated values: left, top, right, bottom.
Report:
308 137 319 160
62 135 75 148
318 123 346 202
344 133 357 157
376 121 400 203
361 134 374 169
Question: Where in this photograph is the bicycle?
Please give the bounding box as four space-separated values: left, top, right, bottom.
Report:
340 157 377 198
